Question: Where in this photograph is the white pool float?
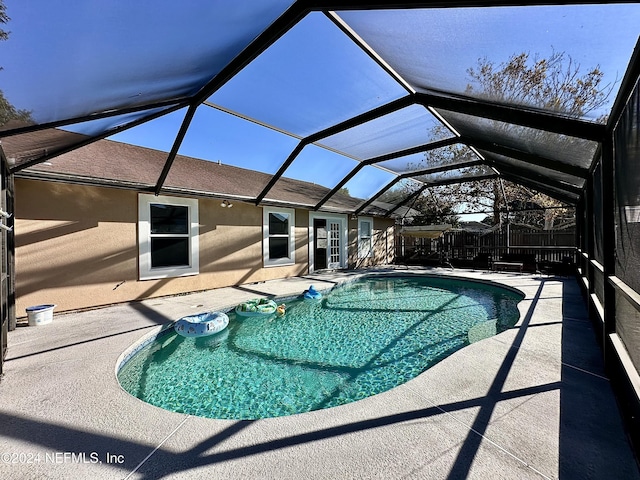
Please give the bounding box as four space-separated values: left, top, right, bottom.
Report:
174 311 229 337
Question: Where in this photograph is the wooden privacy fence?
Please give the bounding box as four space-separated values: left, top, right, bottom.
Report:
396 227 576 266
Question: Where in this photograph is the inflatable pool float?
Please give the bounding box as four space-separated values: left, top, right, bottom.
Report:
235 298 278 316
303 285 322 301
174 311 229 338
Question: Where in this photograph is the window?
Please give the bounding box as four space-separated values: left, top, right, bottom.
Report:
263 207 295 267
138 194 199 280
358 217 373 259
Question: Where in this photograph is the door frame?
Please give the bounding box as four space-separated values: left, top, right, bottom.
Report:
308 212 348 273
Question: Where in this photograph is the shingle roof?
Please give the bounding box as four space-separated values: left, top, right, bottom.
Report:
12 135 399 215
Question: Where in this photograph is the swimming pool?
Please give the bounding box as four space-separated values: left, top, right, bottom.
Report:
117 275 523 419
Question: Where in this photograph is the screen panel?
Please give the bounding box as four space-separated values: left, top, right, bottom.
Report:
436 109 598 170
0 1 296 131
378 144 480 175
281 144 359 191
178 106 299 177
338 4 640 123
477 150 586 190
316 105 453 160
614 81 640 296
209 12 408 138
414 165 496 185
4 106 180 170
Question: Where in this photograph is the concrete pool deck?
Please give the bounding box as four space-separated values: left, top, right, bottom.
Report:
0 267 638 479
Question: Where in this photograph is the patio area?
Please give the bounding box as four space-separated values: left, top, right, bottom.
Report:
0 267 637 479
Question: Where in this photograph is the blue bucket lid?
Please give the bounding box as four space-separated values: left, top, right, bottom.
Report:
26 304 55 312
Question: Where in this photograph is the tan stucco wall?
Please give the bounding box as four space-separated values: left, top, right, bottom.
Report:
372 218 396 265
347 216 396 269
15 179 309 315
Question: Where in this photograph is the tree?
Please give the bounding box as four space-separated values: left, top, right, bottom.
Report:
0 1 9 41
0 90 30 125
409 190 460 226
406 50 611 229
0 1 32 128
466 50 613 121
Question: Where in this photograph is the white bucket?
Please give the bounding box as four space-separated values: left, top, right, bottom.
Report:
26 304 56 326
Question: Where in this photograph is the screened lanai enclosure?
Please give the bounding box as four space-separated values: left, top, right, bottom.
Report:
0 0 639 456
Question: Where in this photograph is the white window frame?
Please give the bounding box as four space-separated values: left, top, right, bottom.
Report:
263 207 295 267
358 217 374 259
138 194 199 280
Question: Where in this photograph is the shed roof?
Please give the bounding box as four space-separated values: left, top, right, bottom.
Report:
1 1 639 214
398 224 452 238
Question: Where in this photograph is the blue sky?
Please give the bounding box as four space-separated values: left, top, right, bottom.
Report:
2 2 639 208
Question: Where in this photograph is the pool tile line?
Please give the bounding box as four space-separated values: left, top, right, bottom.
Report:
115 324 173 374
123 414 192 480
403 384 553 480
115 292 310 375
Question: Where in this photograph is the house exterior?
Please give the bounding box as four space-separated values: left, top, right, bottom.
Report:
12 139 396 314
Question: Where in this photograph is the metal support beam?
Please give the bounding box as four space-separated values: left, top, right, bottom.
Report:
0 99 188 139
385 184 428 217
426 173 497 189
314 1 631 10
255 142 307 205
3 3 309 172
487 159 583 196
313 137 460 210
365 137 460 165
307 96 414 144
325 11 414 95
585 173 595 298
354 177 403 216
401 159 486 179
354 160 494 216
11 103 187 173
192 3 310 105
384 174 498 217
256 96 414 205
607 37 640 137
497 171 578 205
460 135 589 179
417 92 606 142
601 135 617 364
356 171 498 217
575 194 585 275
314 161 368 210
154 104 198 195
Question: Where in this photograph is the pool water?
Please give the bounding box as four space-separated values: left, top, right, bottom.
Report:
117 275 523 419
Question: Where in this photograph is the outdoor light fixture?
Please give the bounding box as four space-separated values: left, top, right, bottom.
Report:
220 200 233 208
